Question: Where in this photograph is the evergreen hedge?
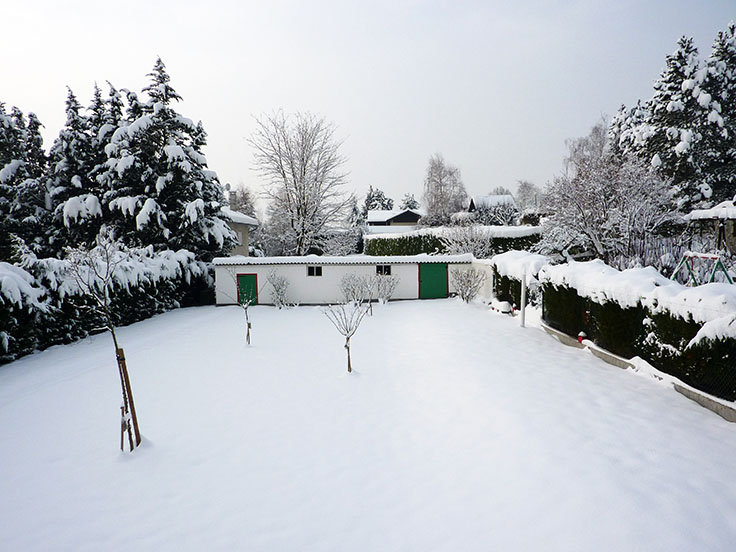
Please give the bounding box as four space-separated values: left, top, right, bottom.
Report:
0 268 212 364
364 231 539 256
541 282 736 401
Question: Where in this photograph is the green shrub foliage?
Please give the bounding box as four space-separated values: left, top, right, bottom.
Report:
541 282 736 401
0 266 212 364
364 232 539 256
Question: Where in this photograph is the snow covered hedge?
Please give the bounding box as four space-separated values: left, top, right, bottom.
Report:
538 260 736 401
485 251 549 306
363 226 541 257
0 249 211 363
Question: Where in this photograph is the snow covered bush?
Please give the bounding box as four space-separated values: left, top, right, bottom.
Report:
1 234 211 364
539 259 736 400
340 273 373 304
374 274 399 304
267 270 289 309
0 262 47 361
450 268 487 303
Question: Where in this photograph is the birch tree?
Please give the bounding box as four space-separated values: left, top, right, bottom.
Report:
249 111 351 255
421 154 467 226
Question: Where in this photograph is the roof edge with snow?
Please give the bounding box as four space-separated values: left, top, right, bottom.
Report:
213 253 474 266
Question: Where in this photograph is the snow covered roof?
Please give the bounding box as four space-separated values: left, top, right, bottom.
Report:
213 253 474 266
366 209 423 223
221 207 258 227
469 195 517 211
686 199 736 221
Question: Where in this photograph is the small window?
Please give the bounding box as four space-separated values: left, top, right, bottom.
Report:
376 265 391 275
307 266 323 277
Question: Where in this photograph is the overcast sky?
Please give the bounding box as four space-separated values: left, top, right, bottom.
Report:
3 1 734 214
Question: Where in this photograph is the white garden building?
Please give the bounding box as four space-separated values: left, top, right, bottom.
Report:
213 254 475 305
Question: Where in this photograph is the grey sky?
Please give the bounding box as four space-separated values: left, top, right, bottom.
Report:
3 1 734 214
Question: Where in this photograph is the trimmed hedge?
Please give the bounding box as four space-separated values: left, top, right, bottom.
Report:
364 231 540 256
364 233 445 256
493 268 522 306
542 282 736 401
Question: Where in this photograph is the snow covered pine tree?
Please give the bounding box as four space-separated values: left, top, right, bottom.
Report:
101 58 235 260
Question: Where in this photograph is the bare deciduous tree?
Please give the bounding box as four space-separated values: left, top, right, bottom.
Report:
450 267 487 303
267 269 289 309
340 273 373 304
440 226 495 259
223 268 258 344
64 229 142 452
421 154 467 226
249 111 352 255
539 120 678 268
374 274 399 304
322 301 370 373
515 180 543 212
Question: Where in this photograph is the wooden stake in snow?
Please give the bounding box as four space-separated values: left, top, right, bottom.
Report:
520 268 527 328
322 302 370 373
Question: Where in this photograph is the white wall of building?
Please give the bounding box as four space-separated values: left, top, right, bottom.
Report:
216 261 473 305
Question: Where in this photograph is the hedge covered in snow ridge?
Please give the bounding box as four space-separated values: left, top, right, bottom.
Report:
0 248 211 364
538 259 736 401
364 225 541 257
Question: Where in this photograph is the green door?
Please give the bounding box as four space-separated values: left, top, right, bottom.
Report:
237 274 258 305
419 263 448 299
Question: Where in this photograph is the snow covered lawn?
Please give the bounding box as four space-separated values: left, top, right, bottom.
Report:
2 300 736 551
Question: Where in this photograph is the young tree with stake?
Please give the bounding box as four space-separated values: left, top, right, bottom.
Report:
64 229 142 452
323 301 370 373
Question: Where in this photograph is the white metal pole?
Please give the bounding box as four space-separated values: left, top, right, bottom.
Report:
520 268 527 328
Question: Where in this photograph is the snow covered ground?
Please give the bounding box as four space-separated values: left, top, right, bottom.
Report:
2 300 736 551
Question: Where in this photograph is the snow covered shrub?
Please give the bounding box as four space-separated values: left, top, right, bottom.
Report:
267 270 289 309
640 313 736 401
3 234 211 363
451 268 487 303
0 262 47 362
340 273 373 303
441 226 495 259
540 261 736 401
493 268 522 307
374 274 399 303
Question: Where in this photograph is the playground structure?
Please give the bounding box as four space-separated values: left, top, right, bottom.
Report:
670 251 734 286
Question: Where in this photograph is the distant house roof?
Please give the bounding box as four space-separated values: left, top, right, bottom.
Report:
686 199 736 221
221 207 258 227
213 253 473 266
468 195 517 212
366 209 424 224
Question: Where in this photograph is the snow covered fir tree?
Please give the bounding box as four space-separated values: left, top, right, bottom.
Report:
0 59 237 363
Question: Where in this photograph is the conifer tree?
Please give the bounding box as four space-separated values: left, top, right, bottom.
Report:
0 105 50 259
699 23 736 203
102 58 235 260
399 192 420 210
0 103 25 260
46 88 102 251
361 185 394 217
